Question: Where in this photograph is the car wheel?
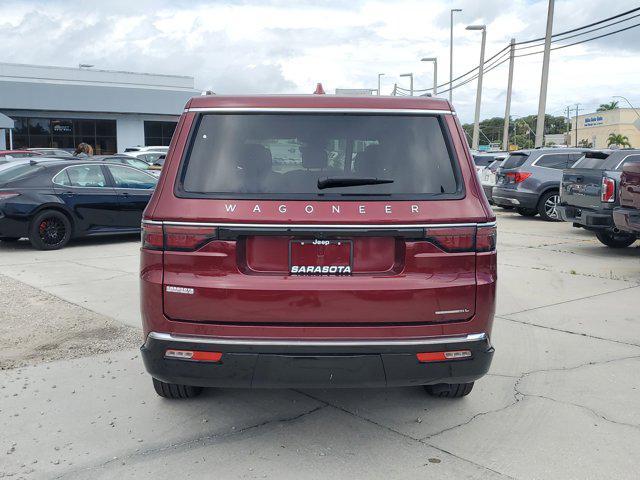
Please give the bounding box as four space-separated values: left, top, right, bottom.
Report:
516 207 537 217
595 230 637 248
425 382 474 398
152 378 203 399
28 210 72 250
538 191 561 222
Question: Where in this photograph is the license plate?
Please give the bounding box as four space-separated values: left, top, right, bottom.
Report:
289 239 353 275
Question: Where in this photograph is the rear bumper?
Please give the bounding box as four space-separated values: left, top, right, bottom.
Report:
557 205 613 228
492 188 538 209
613 207 640 234
141 332 494 388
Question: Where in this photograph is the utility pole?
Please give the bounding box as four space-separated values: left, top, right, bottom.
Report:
535 0 555 147
449 8 462 103
377 73 385 96
574 103 581 147
502 38 516 151
466 25 487 150
565 105 571 146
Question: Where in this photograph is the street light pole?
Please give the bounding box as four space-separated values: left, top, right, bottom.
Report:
421 58 437 95
377 73 385 96
450 8 462 103
534 0 555 147
400 73 414 96
502 38 516 151
613 95 640 119
467 25 486 150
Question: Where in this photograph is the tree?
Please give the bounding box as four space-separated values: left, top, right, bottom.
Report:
597 101 619 112
462 114 568 149
607 133 631 148
578 139 593 148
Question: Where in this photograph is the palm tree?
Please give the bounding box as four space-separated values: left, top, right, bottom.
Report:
607 133 632 148
597 101 619 111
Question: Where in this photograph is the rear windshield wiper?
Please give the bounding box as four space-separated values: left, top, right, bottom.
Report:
317 177 394 190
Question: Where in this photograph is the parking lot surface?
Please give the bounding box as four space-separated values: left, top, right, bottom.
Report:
1 209 640 479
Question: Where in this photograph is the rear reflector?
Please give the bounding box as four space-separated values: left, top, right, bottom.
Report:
601 177 615 203
165 349 222 362
424 225 497 253
141 223 217 251
416 350 472 362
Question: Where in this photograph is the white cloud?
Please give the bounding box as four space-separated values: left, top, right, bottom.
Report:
1 0 640 122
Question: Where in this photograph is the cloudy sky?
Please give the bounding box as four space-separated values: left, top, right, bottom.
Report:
1 0 639 123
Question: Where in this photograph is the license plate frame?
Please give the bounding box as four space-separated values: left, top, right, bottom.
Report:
288 239 354 276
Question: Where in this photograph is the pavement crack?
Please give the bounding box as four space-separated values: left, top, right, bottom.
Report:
295 390 517 480
495 315 640 348
52 404 327 479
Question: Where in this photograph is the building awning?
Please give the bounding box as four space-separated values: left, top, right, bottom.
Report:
0 113 14 129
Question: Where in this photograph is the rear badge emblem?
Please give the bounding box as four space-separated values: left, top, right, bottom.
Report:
435 308 470 315
166 286 195 295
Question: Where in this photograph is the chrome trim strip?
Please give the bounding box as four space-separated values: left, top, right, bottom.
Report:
187 107 453 115
435 309 470 315
142 220 497 229
147 331 487 347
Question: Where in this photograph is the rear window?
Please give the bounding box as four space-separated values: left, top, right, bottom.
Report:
0 163 45 185
473 155 495 167
179 114 460 199
573 155 608 169
501 153 529 169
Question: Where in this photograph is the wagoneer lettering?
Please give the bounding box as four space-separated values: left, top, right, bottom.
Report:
140 94 496 399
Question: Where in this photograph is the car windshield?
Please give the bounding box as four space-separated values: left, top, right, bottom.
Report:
180 114 459 197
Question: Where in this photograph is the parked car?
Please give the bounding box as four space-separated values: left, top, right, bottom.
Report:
124 146 169 153
472 151 508 177
492 148 589 221
476 153 508 204
140 94 496 399
0 150 43 160
147 154 166 174
0 159 157 249
613 160 640 240
27 148 74 157
558 149 640 247
124 150 165 166
90 154 160 176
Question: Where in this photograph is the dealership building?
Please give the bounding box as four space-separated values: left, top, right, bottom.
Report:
0 62 199 154
570 108 640 148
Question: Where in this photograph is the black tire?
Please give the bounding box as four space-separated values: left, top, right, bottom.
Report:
516 207 537 217
595 230 637 248
28 210 72 250
538 190 561 222
152 378 203 399
425 382 474 398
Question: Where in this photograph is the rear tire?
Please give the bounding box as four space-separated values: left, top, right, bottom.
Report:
595 230 637 248
28 210 71 250
516 207 537 217
152 378 203 399
538 191 561 222
425 382 474 398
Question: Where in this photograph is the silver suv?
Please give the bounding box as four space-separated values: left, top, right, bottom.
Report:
492 148 589 221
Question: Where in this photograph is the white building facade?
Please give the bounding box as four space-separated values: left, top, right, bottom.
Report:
0 63 199 153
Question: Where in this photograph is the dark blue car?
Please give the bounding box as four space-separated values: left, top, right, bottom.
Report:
0 159 157 249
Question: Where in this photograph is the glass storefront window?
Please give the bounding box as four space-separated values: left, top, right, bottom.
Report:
8 116 117 154
144 121 177 146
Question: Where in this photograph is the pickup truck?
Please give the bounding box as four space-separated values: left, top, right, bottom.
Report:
613 160 640 238
558 149 640 247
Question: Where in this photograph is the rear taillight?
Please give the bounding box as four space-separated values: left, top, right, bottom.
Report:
0 192 20 200
601 177 615 203
506 172 532 183
141 223 217 251
424 225 497 253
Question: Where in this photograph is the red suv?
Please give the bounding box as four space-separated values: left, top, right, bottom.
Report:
140 94 497 399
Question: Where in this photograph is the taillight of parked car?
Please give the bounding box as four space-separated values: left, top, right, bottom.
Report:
141 223 218 251
0 192 20 200
424 225 497 253
601 177 615 203
505 172 532 184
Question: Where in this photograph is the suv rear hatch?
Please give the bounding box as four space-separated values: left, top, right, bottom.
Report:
151 112 493 326
561 152 612 209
